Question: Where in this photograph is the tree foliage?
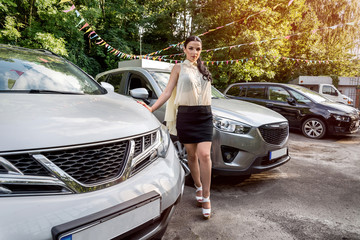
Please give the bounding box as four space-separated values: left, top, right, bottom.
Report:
0 0 359 87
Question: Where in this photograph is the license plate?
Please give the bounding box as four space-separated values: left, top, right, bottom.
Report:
55 192 161 240
269 147 287 160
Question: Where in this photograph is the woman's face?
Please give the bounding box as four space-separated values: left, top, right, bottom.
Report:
183 41 202 63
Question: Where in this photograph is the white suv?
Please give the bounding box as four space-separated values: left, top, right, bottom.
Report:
0 45 184 240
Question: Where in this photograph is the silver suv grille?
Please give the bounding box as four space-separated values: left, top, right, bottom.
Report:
43 141 129 185
4 154 51 176
0 130 159 195
259 122 289 145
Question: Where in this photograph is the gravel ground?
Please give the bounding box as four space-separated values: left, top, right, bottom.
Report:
162 131 360 240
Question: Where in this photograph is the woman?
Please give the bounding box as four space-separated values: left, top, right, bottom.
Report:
138 35 213 219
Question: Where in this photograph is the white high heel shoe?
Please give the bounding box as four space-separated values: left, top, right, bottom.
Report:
194 184 203 207
202 196 211 220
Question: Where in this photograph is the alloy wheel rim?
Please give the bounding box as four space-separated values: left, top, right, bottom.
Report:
304 120 323 138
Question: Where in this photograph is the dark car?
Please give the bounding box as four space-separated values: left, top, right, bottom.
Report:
223 82 360 139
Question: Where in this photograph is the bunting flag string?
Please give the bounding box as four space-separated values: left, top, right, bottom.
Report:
133 0 302 57
140 0 296 56
137 53 358 66
60 1 139 59
60 0 290 58
59 0 359 64
10 69 24 76
288 0 295 7
157 20 360 59
143 8 271 57
63 4 75 13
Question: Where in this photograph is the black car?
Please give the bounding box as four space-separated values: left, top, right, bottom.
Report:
223 82 360 139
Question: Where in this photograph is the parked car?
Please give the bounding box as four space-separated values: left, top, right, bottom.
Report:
0 45 185 240
96 59 291 177
289 76 354 106
223 82 360 139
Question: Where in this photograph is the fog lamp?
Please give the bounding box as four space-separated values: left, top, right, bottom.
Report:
221 146 239 163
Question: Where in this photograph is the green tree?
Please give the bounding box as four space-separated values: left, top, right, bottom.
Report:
1 0 359 84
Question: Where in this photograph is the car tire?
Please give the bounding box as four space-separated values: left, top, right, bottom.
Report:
301 118 326 139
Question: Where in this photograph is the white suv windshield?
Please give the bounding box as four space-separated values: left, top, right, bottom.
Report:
149 71 169 91
0 46 104 94
149 71 225 98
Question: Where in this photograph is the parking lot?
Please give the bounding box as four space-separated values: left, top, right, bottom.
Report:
163 131 360 240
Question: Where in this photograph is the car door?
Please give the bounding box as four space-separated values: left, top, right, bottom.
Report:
238 85 269 107
266 86 308 128
97 71 126 94
125 71 158 103
321 85 340 102
122 71 167 122
226 84 269 106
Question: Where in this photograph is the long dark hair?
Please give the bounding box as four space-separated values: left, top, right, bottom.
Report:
184 35 212 82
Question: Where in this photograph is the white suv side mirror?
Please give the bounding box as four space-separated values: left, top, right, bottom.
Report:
100 82 115 92
130 88 149 99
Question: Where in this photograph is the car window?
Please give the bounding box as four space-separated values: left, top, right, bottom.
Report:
97 74 108 83
0 47 103 94
239 86 247 97
149 71 169 91
226 85 240 96
211 86 226 99
128 74 157 98
107 72 124 93
322 85 338 96
149 71 225 99
309 85 319 92
288 89 312 104
246 85 266 99
268 86 290 102
288 84 330 103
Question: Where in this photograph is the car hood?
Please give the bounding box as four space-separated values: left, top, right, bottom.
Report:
319 101 359 115
211 98 287 127
0 93 160 152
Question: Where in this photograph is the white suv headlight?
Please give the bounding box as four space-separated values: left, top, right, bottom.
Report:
157 124 170 158
213 116 251 134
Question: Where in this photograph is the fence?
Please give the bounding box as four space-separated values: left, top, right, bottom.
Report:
349 77 360 109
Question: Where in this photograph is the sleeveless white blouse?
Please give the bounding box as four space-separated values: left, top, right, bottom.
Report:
164 60 212 135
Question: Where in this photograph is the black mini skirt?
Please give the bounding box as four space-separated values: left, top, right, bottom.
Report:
176 105 213 144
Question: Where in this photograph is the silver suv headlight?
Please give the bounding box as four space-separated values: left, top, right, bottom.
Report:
130 126 170 176
213 115 251 134
157 124 170 158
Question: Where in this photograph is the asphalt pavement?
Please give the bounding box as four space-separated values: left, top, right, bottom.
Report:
163 131 360 240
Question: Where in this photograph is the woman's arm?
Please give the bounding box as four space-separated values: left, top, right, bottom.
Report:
139 64 181 112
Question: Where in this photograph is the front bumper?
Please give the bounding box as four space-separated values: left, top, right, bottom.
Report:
211 127 290 176
0 143 185 240
212 153 291 176
327 118 360 135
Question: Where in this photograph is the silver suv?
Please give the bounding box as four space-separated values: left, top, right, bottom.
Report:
96 59 291 176
0 45 184 240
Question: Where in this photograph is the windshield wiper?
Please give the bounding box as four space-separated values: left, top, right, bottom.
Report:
28 89 84 95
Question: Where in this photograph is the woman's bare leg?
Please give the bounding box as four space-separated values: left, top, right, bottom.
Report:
196 141 212 210
184 143 202 198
